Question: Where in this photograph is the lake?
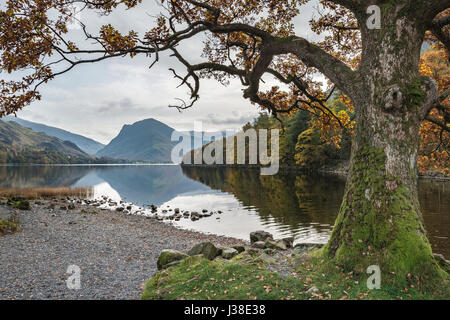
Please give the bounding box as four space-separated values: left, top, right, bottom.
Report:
1 164 448 258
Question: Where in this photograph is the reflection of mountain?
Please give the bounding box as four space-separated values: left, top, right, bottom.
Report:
0 165 211 206
181 166 346 233
0 165 94 188
89 165 210 205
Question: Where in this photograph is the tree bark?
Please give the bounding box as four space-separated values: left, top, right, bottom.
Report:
323 2 445 282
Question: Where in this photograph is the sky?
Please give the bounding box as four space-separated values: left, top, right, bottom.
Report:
4 0 324 145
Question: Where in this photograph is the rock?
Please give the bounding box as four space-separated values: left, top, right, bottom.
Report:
221 247 239 259
60 206 68 211
293 253 313 266
264 248 275 255
126 205 132 210
265 239 287 251
190 212 200 221
252 241 266 249
116 207 125 212
293 243 324 254
434 253 450 271
202 209 208 213
232 246 245 253
250 230 273 244
157 250 189 270
184 254 205 266
68 204 75 210
281 237 294 248
258 252 276 264
174 208 180 214
188 242 219 260
306 286 319 294
163 260 183 269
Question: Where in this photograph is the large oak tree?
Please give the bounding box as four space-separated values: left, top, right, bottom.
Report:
1 0 449 281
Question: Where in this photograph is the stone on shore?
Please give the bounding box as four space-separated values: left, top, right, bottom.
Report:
188 242 218 260
252 241 266 249
293 243 324 254
265 238 287 251
250 230 273 244
232 245 245 253
221 247 239 259
281 237 294 248
157 250 189 270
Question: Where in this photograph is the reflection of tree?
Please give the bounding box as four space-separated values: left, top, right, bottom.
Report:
182 166 346 234
418 179 450 259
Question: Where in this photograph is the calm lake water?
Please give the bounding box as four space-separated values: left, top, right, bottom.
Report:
1 164 449 258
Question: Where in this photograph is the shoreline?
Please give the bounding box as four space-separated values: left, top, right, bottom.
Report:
0 198 244 300
180 163 450 181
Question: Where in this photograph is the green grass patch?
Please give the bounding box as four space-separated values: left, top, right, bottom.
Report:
142 252 450 300
0 217 21 236
7 197 31 210
293 256 449 300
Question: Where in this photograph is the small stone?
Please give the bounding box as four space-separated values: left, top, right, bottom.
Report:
221 248 238 259
157 250 189 270
306 286 319 294
250 230 273 244
281 237 294 248
252 241 266 249
232 246 245 253
293 243 324 254
188 242 219 260
265 239 287 251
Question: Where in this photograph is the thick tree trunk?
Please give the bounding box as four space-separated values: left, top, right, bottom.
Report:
323 3 445 282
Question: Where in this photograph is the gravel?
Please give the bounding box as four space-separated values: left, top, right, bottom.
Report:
0 200 244 300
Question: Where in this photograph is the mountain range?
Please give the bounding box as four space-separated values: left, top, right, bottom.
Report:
0 120 93 164
1 116 218 164
5 116 105 154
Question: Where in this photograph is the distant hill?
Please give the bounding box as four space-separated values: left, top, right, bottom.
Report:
96 118 228 163
0 120 91 164
4 116 105 154
96 118 178 163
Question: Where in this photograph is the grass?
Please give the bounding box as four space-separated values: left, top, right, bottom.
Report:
0 216 21 236
0 187 93 200
142 252 450 300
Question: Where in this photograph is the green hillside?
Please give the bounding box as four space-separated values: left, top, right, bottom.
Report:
0 120 114 164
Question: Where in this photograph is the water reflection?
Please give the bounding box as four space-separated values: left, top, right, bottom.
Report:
181 166 450 258
0 164 448 258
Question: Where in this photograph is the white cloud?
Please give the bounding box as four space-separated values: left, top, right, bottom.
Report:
11 1 324 145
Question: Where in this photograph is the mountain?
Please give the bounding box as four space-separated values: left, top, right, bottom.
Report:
4 116 105 154
96 118 178 163
0 120 93 164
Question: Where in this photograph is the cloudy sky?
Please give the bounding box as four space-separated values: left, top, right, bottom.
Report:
5 0 324 144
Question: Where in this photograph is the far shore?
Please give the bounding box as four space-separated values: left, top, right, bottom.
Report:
180 163 450 181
